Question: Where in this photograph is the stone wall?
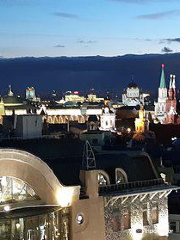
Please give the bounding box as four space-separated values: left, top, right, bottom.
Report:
104 192 169 240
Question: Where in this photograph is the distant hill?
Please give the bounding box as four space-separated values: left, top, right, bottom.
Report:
0 53 180 97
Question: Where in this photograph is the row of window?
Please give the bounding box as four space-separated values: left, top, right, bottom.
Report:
98 169 127 186
111 203 159 232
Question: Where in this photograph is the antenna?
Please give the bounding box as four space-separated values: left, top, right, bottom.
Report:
82 141 96 170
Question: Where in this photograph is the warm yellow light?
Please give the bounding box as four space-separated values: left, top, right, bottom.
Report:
56 187 74 207
16 223 21 229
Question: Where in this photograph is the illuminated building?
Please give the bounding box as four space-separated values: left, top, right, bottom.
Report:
163 75 179 124
154 64 168 122
135 106 149 133
26 87 36 101
64 91 85 103
104 90 111 106
87 88 104 102
0 86 36 117
100 107 116 131
122 82 149 107
0 138 178 240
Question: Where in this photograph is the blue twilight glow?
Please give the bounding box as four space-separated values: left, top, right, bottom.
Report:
0 0 180 57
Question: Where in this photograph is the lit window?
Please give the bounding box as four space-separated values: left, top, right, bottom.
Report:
122 207 131 230
152 203 159 224
77 214 84 225
112 208 121 232
0 176 39 204
115 169 127 184
143 203 149 226
98 173 108 186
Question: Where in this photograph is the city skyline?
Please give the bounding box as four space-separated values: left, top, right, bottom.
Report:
1 0 180 58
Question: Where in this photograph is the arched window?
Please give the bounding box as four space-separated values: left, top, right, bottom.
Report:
97 171 110 186
115 168 128 184
0 176 39 204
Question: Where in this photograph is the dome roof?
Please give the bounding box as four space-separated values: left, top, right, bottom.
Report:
3 95 24 105
127 81 138 88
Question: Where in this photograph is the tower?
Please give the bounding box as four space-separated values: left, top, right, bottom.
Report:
163 74 177 124
154 64 168 121
135 105 149 133
8 85 14 97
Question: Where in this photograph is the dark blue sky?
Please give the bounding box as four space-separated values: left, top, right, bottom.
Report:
1 0 180 57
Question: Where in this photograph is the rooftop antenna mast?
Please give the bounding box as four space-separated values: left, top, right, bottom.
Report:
82 141 96 170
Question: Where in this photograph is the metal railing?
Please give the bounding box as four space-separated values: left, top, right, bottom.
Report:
99 178 164 195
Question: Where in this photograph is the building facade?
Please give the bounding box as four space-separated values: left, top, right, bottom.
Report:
0 139 178 240
122 82 149 107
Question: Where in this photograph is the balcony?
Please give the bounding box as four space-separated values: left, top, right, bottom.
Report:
99 178 165 196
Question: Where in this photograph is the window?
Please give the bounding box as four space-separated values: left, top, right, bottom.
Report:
98 173 108 186
115 169 127 184
152 203 159 224
170 221 177 233
122 207 131 230
0 176 39 204
143 203 149 226
112 208 121 232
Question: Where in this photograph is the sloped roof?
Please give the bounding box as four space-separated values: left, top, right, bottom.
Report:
0 138 158 186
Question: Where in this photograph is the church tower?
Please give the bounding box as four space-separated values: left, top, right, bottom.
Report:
135 105 149 133
154 64 168 121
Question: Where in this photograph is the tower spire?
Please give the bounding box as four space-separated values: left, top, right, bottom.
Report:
160 64 166 89
82 141 96 170
8 85 14 97
169 74 173 89
172 75 176 89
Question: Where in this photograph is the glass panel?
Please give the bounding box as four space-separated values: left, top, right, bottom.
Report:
116 170 126 184
0 176 39 204
98 174 107 186
0 208 70 240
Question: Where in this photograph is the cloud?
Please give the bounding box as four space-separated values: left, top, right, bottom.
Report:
54 12 79 19
166 38 180 43
159 38 180 44
54 44 65 48
137 9 180 20
77 40 97 44
161 47 173 53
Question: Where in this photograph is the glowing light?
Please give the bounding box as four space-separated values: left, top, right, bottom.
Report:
56 187 74 207
127 128 131 133
16 223 20 229
1 176 7 187
77 214 84 225
74 91 79 95
162 63 165 68
4 205 10 212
